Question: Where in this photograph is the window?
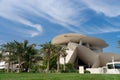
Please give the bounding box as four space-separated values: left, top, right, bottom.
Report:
115 64 120 69
107 64 114 69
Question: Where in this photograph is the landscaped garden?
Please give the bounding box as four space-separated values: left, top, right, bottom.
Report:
1 40 120 80
0 40 68 73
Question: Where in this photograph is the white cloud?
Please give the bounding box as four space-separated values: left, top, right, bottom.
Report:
0 0 86 34
31 32 39 38
16 29 40 38
18 18 43 32
84 26 120 34
81 0 120 17
0 0 120 36
0 0 43 37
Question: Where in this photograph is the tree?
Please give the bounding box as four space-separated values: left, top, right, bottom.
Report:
0 50 2 60
0 42 16 72
61 47 67 71
14 40 37 72
14 40 24 72
0 54 2 61
24 43 37 72
40 42 56 72
0 40 37 73
54 45 63 72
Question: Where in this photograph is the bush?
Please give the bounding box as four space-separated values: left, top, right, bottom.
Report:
84 70 90 74
42 56 57 71
60 63 78 73
31 64 40 73
0 69 6 73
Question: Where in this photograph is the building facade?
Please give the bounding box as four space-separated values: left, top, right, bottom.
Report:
51 33 120 69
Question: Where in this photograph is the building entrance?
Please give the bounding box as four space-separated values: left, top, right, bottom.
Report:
74 57 90 69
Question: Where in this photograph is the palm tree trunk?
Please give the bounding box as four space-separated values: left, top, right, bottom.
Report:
18 56 21 73
46 53 50 72
7 61 10 72
28 54 31 72
63 57 66 71
11 61 13 72
7 52 11 73
57 56 60 72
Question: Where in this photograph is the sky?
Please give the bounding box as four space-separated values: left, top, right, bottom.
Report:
0 0 120 53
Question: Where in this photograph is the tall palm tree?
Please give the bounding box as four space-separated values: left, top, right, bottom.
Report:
54 45 63 72
0 49 3 60
0 42 16 72
0 54 2 61
14 40 37 72
0 40 37 73
14 40 24 72
61 47 67 71
40 42 56 72
25 43 37 72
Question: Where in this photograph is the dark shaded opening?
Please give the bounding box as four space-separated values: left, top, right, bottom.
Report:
74 57 90 69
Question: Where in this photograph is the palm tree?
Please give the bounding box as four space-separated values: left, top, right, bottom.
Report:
25 43 37 72
0 40 37 73
54 45 63 72
14 40 24 72
61 47 67 71
40 42 56 72
0 54 2 61
0 42 16 72
14 40 37 72
0 50 2 60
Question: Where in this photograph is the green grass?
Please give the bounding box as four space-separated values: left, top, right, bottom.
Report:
0 73 120 80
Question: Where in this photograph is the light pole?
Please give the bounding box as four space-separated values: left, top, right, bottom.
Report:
112 56 115 69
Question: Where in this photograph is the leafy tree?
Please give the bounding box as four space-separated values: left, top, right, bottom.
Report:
54 45 64 72
0 40 38 73
55 45 61 72
0 42 16 72
60 47 67 71
0 54 2 61
24 43 37 72
0 50 3 60
40 42 56 72
14 40 37 72
14 40 24 72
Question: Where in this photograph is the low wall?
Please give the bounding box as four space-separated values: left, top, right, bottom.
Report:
86 68 104 74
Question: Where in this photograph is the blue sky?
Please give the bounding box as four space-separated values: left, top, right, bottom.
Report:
0 0 120 53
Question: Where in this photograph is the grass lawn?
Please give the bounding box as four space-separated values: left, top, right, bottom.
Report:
0 73 120 80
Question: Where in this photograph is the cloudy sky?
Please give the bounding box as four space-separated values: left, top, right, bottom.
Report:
0 0 120 53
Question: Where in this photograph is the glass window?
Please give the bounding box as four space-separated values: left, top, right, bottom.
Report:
115 64 120 69
107 64 114 69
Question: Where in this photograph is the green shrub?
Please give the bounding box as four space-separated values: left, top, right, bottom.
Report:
60 63 78 73
31 64 40 73
84 70 90 74
0 69 6 73
42 56 57 71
